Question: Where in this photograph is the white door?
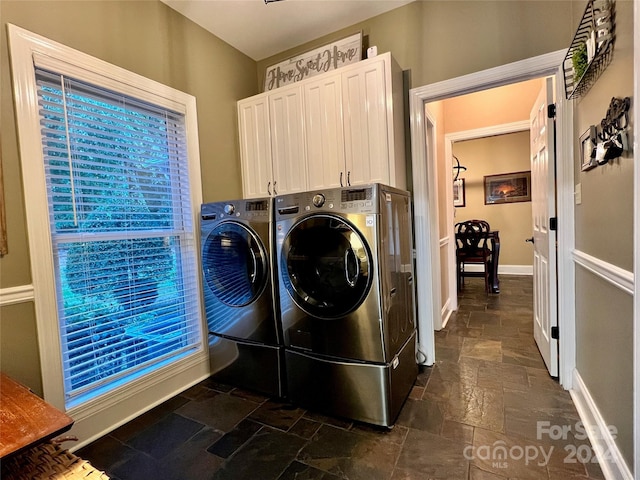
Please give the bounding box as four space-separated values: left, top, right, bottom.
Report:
342 58 389 186
304 73 345 189
530 77 558 377
238 95 273 199
269 85 308 195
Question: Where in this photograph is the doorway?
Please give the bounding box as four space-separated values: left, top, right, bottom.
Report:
409 50 575 389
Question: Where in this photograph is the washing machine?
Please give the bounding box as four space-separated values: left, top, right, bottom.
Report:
275 184 417 426
201 198 284 397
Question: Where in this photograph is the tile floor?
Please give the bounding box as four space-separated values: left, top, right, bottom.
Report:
77 276 605 480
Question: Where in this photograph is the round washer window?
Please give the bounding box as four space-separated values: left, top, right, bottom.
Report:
281 214 372 319
202 221 268 307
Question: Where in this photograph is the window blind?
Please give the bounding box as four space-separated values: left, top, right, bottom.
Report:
35 68 202 405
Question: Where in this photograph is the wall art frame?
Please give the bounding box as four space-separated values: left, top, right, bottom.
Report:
264 32 362 91
484 171 531 205
453 178 465 207
580 126 598 171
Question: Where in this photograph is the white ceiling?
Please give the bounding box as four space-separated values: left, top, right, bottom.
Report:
160 0 414 61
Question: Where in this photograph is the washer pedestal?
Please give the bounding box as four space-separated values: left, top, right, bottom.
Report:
285 331 416 427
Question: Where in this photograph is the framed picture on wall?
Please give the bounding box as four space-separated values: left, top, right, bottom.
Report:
453 178 465 207
580 126 598 171
484 171 531 204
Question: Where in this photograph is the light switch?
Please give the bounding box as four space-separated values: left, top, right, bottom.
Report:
575 183 582 204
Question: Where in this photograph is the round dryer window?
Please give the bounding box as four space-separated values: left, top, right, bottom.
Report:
202 221 268 307
281 214 372 319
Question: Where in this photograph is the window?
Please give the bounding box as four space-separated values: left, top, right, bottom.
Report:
9 25 206 420
35 69 202 406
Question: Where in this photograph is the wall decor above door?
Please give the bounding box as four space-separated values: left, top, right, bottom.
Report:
264 32 362 91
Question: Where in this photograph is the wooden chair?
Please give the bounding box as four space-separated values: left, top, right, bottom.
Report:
455 220 493 293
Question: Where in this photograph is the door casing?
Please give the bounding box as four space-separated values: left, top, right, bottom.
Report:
409 49 576 388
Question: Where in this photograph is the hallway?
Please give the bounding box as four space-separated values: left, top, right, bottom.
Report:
77 276 604 479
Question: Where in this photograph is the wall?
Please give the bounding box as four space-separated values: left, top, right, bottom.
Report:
572 0 635 470
0 0 257 395
452 132 533 267
255 1 573 92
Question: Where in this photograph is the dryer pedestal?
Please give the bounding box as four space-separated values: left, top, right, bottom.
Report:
209 335 285 398
285 331 417 427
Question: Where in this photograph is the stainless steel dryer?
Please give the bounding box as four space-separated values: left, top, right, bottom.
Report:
275 184 417 426
201 198 284 397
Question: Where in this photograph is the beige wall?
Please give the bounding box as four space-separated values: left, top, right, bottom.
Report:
256 1 573 91
0 0 257 393
1 4 635 469
572 0 635 469
453 132 533 267
443 79 543 133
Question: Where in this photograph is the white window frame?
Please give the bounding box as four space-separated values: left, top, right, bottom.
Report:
8 24 209 444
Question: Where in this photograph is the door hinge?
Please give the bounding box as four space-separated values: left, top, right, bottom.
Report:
549 217 557 231
547 103 557 119
551 326 559 339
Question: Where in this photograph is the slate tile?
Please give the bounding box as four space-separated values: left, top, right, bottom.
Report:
76 435 137 473
109 395 190 442
395 397 445 434
277 461 342 480
128 412 205 459
395 428 469 479
299 424 402 480
176 392 260 432
288 417 322 439
212 429 306 480
161 426 225 480
248 399 306 430
207 419 263 458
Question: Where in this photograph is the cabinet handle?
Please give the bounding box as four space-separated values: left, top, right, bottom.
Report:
347 171 351 186
273 181 278 195
340 172 344 187
267 181 271 196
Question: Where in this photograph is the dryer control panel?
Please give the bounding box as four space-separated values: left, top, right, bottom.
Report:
275 185 378 219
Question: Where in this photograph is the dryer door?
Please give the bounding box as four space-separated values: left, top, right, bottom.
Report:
203 221 268 307
281 214 372 319
202 221 272 341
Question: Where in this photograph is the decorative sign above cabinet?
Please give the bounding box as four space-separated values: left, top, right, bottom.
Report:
264 32 362 91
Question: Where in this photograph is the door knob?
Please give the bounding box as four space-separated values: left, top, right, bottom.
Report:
525 237 534 244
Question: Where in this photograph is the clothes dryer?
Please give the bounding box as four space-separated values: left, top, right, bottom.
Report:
275 184 417 426
201 198 284 397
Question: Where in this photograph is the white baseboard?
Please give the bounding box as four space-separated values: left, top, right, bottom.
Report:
570 369 633 480
463 264 533 275
441 303 453 329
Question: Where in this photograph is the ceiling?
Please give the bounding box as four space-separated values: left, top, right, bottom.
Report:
160 0 414 61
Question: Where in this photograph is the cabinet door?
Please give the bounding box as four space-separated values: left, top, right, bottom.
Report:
238 95 273 198
342 58 390 186
304 74 346 190
269 85 307 195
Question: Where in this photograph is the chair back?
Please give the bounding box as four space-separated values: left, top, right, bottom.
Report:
455 220 491 254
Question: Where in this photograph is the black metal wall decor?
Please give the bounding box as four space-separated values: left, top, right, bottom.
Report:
581 96 631 171
563 0 616 100
597 96 630 164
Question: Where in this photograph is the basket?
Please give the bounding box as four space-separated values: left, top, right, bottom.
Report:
1 441 109 480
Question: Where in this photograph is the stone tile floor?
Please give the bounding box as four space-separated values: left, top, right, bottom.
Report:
78 276 605 479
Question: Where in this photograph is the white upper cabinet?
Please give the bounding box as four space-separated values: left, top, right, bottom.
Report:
238 94 272 199
304 73 345 190
268 84 308 196
238 52 406 199
238 85 308 199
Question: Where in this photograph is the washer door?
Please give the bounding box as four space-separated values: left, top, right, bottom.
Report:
281 214 372 319
202 221 268 307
